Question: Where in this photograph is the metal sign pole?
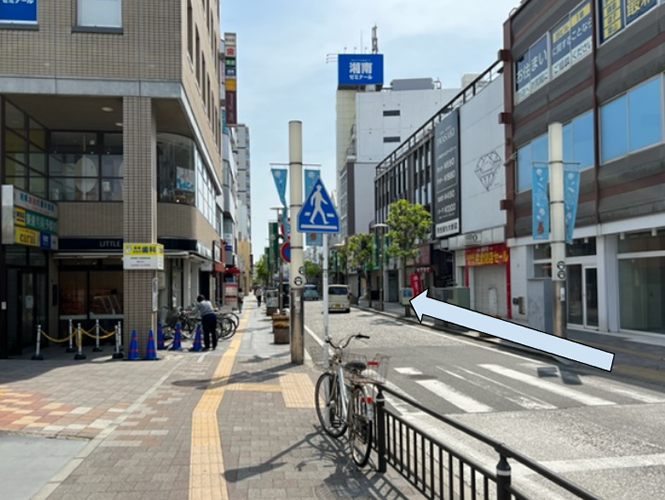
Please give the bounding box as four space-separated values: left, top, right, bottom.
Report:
323 233 330 366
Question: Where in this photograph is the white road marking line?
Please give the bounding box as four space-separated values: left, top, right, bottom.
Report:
542 453 665 473
416 379 494 413
450 366 558 411
479 364 615 406
520 361 665 403
394 367 424 376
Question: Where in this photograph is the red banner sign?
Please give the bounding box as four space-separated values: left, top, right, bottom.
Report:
465 243 509 267
410 273 422 297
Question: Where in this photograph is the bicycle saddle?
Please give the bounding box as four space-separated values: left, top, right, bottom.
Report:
345 361 367 372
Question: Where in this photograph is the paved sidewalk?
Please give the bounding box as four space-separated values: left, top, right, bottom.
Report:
0 301 420 500
357 299 665 384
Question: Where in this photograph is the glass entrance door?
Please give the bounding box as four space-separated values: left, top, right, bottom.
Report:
584 267 598 328
567 264 598 329
568 265 583 325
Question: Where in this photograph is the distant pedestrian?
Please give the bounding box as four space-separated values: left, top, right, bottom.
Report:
255 286 263 307
195 294 217 350
238 288 244 313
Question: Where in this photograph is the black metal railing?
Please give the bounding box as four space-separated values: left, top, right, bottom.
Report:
373 384 602 500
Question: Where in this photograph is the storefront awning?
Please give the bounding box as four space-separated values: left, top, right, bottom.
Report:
225 267 241 274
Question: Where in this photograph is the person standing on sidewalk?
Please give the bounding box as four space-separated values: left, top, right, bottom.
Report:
195 294 217 350
255 286 262 307
238 288 244 313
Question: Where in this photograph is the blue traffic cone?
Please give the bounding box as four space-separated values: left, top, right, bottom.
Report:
170 322 182 351
190 324 203 352
126 330 139 360
145 329 157 360
157 322 165 350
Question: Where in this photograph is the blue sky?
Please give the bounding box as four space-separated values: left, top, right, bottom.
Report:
221 0 520 257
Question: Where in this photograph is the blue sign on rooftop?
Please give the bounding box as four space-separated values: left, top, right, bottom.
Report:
338 54 383 86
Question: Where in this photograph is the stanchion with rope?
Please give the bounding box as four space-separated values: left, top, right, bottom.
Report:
66 319 76 353
31 325 77 360
74 323 87 360
93 319 103 352
32 324 44 361
112 321 124 359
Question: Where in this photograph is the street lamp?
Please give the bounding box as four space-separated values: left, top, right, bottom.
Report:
372 223 389 312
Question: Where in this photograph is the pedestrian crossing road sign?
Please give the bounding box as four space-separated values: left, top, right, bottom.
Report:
297 178 339 233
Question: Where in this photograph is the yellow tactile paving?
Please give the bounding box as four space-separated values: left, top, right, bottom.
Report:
226 383 281 392
188 313 246 500
280 372 316 408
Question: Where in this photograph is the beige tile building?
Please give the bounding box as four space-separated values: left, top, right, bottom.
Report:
0 0 227 357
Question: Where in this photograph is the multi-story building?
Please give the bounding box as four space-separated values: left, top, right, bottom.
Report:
0 0 223 357
503 0 665 335
340 78 462 238
234 124 251 293
374 66 505 308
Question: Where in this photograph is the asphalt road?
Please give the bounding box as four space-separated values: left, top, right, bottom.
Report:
303 301 665 500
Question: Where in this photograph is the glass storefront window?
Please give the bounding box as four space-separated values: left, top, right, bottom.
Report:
29 118 45 148
157 133 196 206
101 155 123 201
619 257 665 333
618 231 665 253
89 272 123 317
60 271 88 317
5 101 25 132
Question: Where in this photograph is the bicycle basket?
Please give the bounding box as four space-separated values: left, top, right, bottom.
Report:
342 352 390 384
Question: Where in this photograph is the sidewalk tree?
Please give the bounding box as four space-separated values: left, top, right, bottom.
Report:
255 255 269 285
386 199 432 316
304 259 321 284
347 233 374 299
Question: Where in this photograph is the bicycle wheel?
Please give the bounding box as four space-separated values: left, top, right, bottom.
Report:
315 372 347 438
348 384 373 467
217 316 236 340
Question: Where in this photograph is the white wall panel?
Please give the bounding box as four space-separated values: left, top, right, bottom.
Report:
459 75 506 233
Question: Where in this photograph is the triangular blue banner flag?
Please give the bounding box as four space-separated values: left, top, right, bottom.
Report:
564 167 580 245
271 168 288 208
532 165 549 240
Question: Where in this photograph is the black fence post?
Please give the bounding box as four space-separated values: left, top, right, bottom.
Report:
376 385 387 473
496 454 512 500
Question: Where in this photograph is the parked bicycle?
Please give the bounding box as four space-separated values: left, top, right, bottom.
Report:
161 307 196 340
314 333 389 467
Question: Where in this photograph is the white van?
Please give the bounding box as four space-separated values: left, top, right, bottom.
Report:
328 285 351 313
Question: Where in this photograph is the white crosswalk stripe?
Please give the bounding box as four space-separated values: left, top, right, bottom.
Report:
416 379 494 413
452 366 557 410
479 364 616 406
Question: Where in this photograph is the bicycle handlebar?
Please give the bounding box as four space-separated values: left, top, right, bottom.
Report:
326 333 369 350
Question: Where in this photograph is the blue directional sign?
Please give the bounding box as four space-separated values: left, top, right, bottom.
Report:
297 178 339 233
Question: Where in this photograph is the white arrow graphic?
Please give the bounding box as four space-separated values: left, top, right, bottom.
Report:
410 289 614 372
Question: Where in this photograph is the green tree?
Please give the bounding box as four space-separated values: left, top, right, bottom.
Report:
347 233 374 299
386 199 432 315
254 255 269 285
304 259 321 283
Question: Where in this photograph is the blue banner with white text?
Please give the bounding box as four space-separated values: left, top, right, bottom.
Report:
271 168 288 208
564 167 581 245
0 0 37 23
304 168 322 247
532 165 550 240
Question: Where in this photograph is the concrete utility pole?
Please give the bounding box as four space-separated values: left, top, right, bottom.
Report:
549 122 567 339
289 121 305 364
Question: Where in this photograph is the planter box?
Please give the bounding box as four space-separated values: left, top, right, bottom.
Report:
274 327 290 344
